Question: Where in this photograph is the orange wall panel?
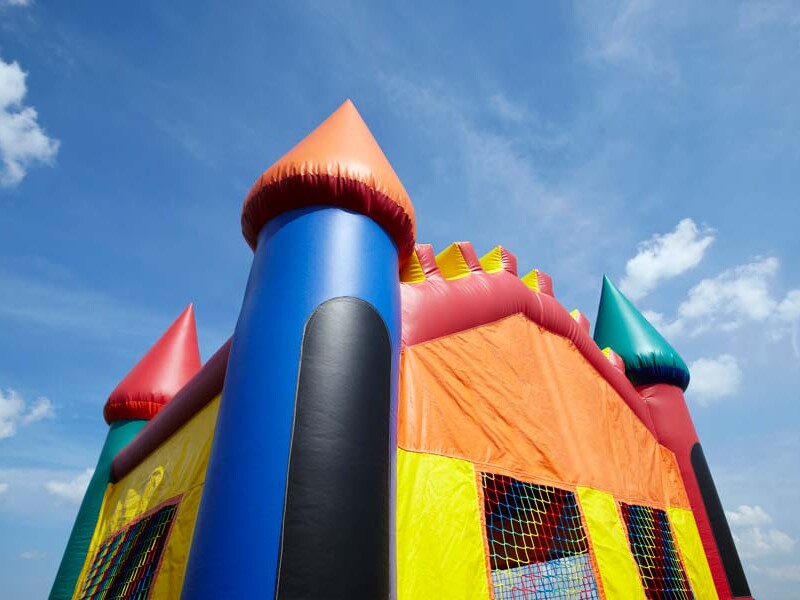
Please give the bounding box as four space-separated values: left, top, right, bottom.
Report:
398 314 689 508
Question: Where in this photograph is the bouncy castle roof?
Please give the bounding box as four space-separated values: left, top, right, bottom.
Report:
104 304 202 423
594 276 690 390
241 99 416 259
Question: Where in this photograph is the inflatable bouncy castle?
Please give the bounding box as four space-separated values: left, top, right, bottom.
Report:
50 101 753 600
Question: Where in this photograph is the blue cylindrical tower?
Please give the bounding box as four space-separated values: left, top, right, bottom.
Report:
182 100 415 599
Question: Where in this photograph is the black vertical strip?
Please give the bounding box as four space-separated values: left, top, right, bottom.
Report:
691 443 752 597
276 297 391 600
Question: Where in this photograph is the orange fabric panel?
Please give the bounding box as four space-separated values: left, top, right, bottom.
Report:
660 446 690 508
398 314 690 508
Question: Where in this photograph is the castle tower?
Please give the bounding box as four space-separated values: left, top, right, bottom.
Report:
594 276 752 599
182 101 415 599
49 305 201 600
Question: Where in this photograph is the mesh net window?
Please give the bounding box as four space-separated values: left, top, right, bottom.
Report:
619 502 694 600
481 473 601 600
78 501 178 600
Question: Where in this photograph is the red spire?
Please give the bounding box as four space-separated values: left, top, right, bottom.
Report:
104 304 202 424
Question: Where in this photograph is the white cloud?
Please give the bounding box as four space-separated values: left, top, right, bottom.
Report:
20 397 54 424
0 482 8 495
726 504 796 560
735 527 796 559
727 504 773 528
642 310 684 338
688 354 742 404
0 0 32 7
739 1 800 31
19 550 46 560
45 468 93 505
679 257 779 327
778 290 800 360
764 565 800 581
648 256 800 344
0 57 59 186
0 468 103 517
0 389 24 438
777 290 800 322
620 219 714 300
578 0 682 83
488 93 530 124
0 389 54 438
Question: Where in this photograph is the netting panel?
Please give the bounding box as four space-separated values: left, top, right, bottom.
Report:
482 473 601 599
620 502 694 600
77 502 178 600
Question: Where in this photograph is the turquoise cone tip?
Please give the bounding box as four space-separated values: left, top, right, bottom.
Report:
593 275 690 390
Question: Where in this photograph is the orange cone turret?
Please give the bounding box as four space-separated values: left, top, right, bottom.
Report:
241 99 416 258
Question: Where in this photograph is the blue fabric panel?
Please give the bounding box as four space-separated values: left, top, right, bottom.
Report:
182 207 400 599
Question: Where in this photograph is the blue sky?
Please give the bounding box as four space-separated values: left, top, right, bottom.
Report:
1 1 798 597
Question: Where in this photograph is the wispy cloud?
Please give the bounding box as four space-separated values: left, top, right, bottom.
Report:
0 265 228 363
488 93 531 125
377 73 610 289
621 219 714 300
379 74 563 216
0 56 59 186
688 354 742 405
644 256 800 356
726 505 796 560
763 564 800 582
44 468 93 505
18 550 46 560
19 397 53 424
737 527 796 559
680 257 780 326
152 116 215 167
677 257 800 345
727 504 773 528
714 434 800 593
738 1 800 31
577 0 682 83
0 467 99 517
0 0 33 8
778 290 800 321
0 389 53 439
0 267 164 339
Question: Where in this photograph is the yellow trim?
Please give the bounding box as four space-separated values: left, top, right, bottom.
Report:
435 243 472 280
397 449 490 600
667 507 719 600
400 249 426 283
570 309 581 321
577 487 646 600
521 269 541 291
74 395 221 599
479 246 504 274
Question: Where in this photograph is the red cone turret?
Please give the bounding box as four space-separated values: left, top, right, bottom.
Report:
104 304 202 423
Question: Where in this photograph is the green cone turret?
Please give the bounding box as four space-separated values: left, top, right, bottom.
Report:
593 275 690 390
